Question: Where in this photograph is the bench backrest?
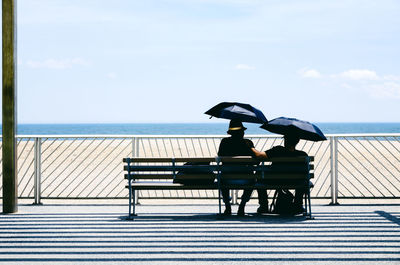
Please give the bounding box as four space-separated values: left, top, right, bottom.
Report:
124 156 314 181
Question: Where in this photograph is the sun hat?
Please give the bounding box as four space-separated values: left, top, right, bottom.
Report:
227 119 247 134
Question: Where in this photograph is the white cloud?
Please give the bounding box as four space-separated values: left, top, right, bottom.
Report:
339 69 379 80
26 58 90 69
368 82 400 99
298 68 321 78
383 75 400 81
235 64 256 70
340 83 353 89
106 72 117 79
300 67 400 99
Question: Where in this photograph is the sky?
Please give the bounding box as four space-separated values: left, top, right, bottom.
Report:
1 0 400 123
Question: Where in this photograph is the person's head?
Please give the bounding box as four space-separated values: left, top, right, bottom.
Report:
227 119 246 138
284 134 300 149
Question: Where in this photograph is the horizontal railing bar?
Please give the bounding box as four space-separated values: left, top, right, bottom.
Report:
11 135 229 138
329 133 400 137
0 133 398 139
0 196 337 199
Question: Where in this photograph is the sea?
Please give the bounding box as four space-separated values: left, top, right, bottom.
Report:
2 123 399 135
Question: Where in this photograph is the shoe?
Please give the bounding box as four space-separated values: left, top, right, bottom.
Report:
257 205 269 214
237 205 245 216
292 205 305 215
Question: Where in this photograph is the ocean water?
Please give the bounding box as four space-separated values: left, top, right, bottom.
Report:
5 122 400 135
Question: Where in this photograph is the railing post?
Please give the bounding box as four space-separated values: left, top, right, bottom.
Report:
334 136 339 204
329 136 339 205
232 190 238 205
33 137 42 205
132 137 140 205
230 190 235 205
216 156 222 216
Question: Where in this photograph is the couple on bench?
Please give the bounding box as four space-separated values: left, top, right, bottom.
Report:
218 119 308 216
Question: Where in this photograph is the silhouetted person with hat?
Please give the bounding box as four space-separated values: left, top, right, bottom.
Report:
251 134 308 215
218 119 255 216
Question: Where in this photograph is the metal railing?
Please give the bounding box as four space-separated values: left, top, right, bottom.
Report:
334 134 400 201
0 134 399 204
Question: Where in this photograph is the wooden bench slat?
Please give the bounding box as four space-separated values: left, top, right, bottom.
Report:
124 174 216 180
123 156 314 163
125 164 314 172
123 157 216 163
125 173 314 180
124 165 219 171
219 156 313 163
221 173 314 179
127 183 312 190
127 182 217 190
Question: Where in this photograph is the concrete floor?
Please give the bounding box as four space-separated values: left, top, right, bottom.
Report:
1 199 400 264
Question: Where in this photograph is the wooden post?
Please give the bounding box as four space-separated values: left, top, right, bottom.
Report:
2 0 18 214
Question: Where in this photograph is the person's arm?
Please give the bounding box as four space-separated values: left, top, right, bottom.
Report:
251 147 268 158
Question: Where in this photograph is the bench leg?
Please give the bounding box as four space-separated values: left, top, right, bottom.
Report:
218 188 222 216
132 190 137 217
128 186 132 218
305 189 313 220
269 190 278 213
128 188 137 220
303 191 308 217
133 189 136 217
307 190 313 219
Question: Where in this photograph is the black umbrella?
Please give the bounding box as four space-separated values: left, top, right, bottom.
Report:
261 117 327 141
205 102 268 124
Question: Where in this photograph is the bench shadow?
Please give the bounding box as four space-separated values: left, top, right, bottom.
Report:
119 213 308 223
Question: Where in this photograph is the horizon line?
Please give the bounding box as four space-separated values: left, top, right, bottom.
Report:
3 121 400 125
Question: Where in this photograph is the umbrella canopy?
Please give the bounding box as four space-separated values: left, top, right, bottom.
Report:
261 117 327 141
205 102 268 124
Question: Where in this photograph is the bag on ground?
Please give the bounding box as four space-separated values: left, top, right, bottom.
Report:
271 189 295 215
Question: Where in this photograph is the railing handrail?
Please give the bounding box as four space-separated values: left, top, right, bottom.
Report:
324 133 400 137
2 133 400 138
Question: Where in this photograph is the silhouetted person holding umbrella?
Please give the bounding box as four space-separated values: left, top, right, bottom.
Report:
251 134 308 215
218 119 255 216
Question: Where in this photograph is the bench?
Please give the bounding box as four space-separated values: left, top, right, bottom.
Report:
123 156 314 219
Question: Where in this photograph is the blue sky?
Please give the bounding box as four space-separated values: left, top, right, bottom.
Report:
2 0 400 123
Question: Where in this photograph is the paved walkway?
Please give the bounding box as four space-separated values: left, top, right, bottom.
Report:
1 200 400 264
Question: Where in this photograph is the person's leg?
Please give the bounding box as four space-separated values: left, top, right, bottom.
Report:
256 188 269 213
294 188 305 205
293 187 306 214
241 188 253 203
221 188 231 215
237 188 253 216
